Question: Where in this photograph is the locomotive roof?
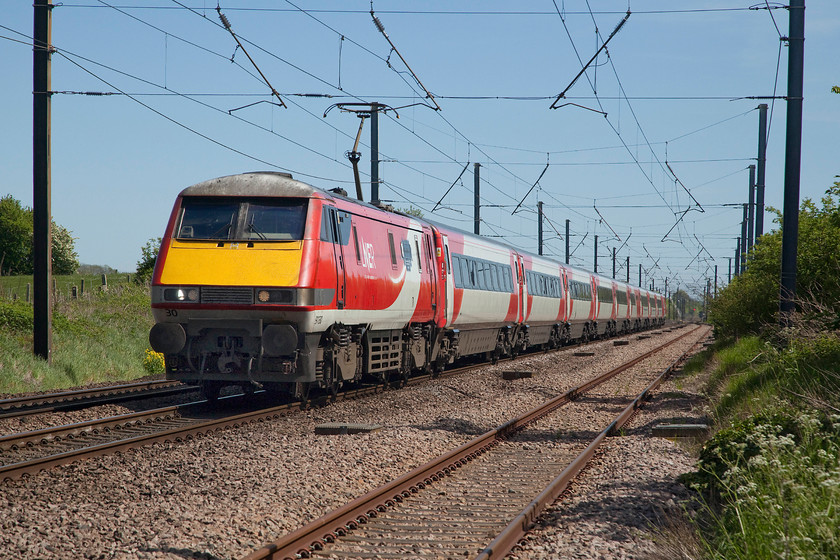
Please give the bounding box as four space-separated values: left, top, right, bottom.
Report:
180 172 323 199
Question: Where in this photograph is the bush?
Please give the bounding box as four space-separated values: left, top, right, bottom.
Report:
687 409 840 559
0 300 34 331
709 179 840 339
134 237 161 285
142 348 165 374
0 194 79 275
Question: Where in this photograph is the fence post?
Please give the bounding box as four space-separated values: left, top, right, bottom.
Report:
101 274 108 292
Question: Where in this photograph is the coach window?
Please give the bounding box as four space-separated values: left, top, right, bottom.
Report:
352 226 361 263
319 207 334 242
414 238 422 272
452 256 461 286
401 239 413 271
388 232 397 269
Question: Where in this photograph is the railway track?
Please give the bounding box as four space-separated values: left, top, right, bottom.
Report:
0 379 198 420
0 393 291 481
241 324 708 560
0 324 688 482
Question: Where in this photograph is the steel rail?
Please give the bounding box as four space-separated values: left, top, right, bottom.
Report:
477 328 706 559
0 379 196 419
241 324 702 560
0 396 295 481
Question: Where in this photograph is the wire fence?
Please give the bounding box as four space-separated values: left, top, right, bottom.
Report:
0 274 136 305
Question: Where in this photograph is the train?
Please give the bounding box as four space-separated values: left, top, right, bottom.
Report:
148 172 666 400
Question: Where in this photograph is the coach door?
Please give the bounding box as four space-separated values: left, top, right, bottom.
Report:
443 236 454 324
423 230 438 319
326 207 347 309
516 254 526 322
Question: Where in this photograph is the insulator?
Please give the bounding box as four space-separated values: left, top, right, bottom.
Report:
218 12 232 30
372 15 385 34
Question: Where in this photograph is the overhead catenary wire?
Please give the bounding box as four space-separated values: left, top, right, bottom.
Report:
5 5 780 291
62 5 782 16
54 50 348 182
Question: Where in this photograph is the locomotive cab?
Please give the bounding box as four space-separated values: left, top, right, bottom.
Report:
149 173 332 399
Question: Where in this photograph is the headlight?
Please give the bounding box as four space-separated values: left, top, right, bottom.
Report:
255 289 296 304
252 288 333 306
163 287 199 302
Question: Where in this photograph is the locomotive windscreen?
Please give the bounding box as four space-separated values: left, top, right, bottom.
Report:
176 197 308 241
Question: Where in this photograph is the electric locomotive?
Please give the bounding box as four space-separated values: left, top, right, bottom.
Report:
149 172 454 400
149 172 665 400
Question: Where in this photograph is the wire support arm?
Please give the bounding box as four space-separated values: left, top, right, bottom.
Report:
665 162 705 212
216 5 287 109
511 162 549 215
550 10 630 109
370 7 441 111
432 162 470 213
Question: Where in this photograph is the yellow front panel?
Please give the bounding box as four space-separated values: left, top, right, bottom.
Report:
160 241 302 286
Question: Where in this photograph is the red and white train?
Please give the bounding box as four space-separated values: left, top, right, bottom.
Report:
149 172 665 399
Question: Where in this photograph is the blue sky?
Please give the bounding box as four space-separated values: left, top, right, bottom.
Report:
2 1 838 297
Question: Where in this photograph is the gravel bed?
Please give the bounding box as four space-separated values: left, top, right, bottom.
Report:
0 325 706 559
512 326 712 559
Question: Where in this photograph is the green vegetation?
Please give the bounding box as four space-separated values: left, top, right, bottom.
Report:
0 275 154 393
678 175 840 559
0 194 79 276
709 179 840 339
682 331 840 559
134 237 161 285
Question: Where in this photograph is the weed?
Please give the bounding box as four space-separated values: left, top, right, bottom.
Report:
0 279 155 393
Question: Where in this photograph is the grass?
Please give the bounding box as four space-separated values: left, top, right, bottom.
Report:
674 330 840 560
0 275 155 394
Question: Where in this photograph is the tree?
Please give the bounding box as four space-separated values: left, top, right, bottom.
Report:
0 194 79 275
135 237 162 284
0 195 32 275
399 206 424 218
709 177 840 338
52 224 80 275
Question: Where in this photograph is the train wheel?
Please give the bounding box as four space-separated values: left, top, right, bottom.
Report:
296 382 312 406
322 362 340 399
